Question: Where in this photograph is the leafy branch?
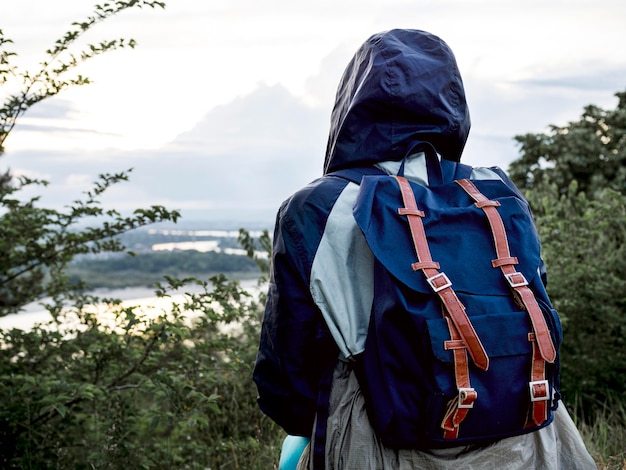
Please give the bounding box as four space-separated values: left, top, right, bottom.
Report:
0 1 165 153
0 169 180 314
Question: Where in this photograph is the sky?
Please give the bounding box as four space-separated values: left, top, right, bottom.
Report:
1 0 625 226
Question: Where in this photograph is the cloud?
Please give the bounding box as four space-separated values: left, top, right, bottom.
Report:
302 44 356 108
513 63 626 93
6 60 624 227
3 0 625 229
458 59 625 169
21 98 78 120
8 98 120 153
132 83 330 222
4 83 330 226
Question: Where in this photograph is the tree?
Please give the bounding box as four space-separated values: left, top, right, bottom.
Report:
509 91 626 197
524 183 626 409
0 0 173 315
0 3 281 468
507 93 626 415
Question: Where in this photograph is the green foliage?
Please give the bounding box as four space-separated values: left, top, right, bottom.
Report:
0 271 281 469
0 170 180 314
1 1 175 316
0 3 281 468
524 183 626 408
574 393 626 469
238 228 272 277
509 91 626 197
68 250 259 288
509 93 626 459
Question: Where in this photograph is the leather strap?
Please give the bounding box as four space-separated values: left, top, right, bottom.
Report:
441 317 477 438
393 176 489 371
454 179 556 364
526 333 549 426
455 179 554 427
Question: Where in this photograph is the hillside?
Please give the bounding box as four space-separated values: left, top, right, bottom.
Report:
68 224 265 289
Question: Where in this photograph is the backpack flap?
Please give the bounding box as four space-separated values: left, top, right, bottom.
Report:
353 175 543 295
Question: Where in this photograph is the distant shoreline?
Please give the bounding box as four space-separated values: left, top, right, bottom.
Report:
0 277 263 331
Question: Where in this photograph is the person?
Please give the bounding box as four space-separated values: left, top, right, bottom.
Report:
253 29 596 469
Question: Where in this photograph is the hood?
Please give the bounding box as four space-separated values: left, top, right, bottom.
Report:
323 29 470 174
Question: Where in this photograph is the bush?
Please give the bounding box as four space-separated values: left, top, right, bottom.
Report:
0 267 282 469
0 3 284 467
524 181 626 414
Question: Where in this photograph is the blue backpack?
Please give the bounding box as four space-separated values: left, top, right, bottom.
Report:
332 155 562 449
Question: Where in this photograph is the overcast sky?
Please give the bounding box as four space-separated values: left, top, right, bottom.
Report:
1 0 625 226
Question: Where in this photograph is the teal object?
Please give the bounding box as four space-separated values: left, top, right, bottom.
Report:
278 435 309 470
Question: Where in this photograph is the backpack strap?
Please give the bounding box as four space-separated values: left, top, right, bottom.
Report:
455 178 556 427
312 359 335 470
393 176 490 371
329 159 474 187
440 316 476 439
447 160 474 181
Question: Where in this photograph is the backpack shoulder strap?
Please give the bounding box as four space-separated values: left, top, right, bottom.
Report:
329 160 475 186
441 159 473 182
455 178 556 428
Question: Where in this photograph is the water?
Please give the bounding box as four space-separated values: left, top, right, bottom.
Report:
0 278 262 331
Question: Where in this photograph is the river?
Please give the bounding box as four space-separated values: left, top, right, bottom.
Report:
0 278 262 331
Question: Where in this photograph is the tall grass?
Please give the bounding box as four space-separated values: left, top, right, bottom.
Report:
572 394 626 470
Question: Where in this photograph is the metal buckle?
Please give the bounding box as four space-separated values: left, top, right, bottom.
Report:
505 271 528 288
426 272 452 292
529 380 550 402
457 387 476 409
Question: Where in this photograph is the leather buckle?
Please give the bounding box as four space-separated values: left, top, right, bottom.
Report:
457 387 477 409
427 272 452 292
505 272 528 288
529 380 550 402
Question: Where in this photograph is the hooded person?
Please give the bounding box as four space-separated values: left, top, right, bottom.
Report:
253 29 595 470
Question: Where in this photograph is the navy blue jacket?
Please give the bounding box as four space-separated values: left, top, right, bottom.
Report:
253 29 474 436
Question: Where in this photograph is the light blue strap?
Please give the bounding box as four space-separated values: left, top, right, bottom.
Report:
278 435 310 470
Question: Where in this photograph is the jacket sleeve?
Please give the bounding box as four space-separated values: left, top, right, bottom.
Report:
252 197 339 436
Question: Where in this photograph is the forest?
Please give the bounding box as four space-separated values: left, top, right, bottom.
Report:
0 2 624 469
67 235 261 288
